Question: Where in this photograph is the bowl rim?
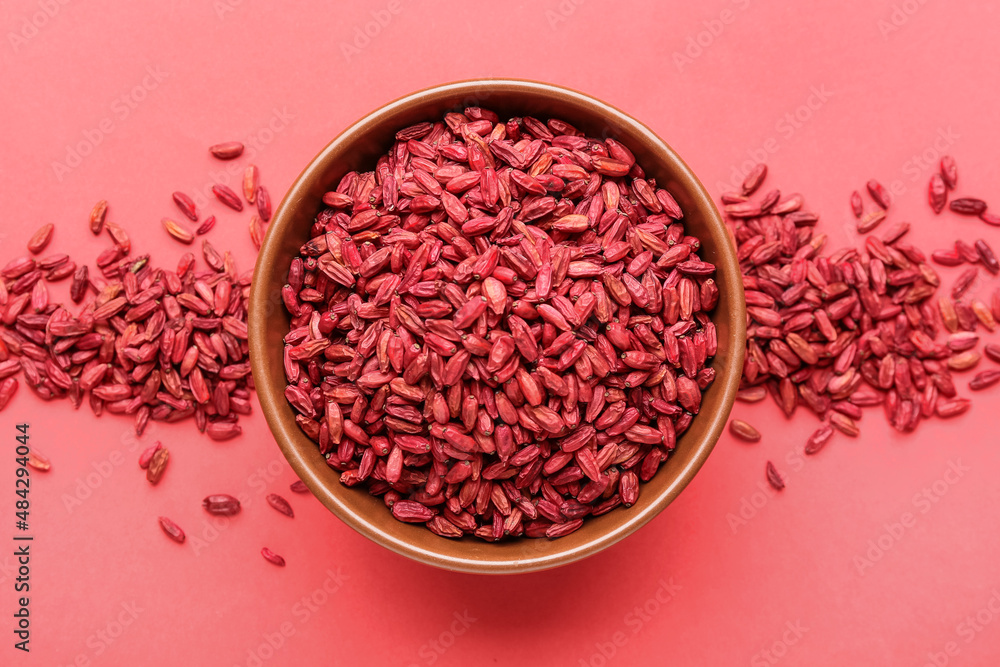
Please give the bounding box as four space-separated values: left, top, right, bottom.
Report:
249 78 745 574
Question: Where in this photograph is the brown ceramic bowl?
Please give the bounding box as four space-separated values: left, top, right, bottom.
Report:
249 79 745 574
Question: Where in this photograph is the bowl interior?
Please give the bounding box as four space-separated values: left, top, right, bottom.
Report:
249 79 745 574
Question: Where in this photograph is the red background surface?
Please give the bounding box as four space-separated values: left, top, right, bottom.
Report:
2 1 1000 665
